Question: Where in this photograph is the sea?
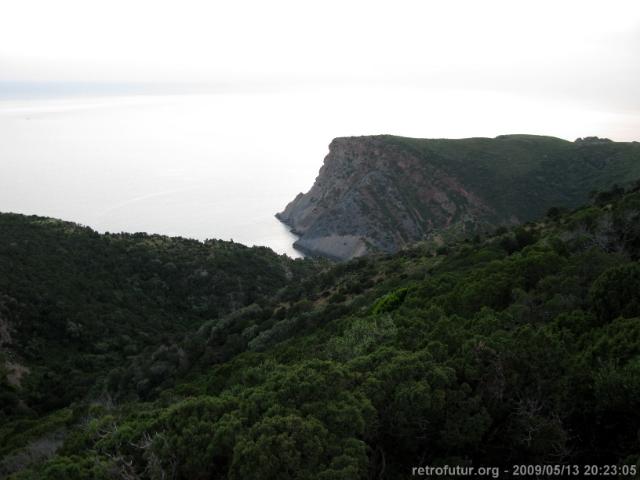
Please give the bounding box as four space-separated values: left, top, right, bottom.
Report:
1 85 637 257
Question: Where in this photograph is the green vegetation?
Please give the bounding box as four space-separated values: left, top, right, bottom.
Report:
385 134 640 225
2 183 640 478
0 214 317 418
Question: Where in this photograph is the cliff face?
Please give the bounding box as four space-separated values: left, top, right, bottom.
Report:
277 135 640 260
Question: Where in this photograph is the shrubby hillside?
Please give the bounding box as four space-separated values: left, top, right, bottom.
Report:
0 215 317 417
2 183 640 478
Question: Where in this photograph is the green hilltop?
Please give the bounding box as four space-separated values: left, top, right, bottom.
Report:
385 134 640 222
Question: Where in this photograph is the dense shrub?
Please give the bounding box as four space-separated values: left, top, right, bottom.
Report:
590 262 640 323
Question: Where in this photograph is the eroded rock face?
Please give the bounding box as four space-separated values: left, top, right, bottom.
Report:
277 134 640 260
277 136 500 260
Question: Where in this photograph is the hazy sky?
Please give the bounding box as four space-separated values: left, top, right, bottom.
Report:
2 0 640 111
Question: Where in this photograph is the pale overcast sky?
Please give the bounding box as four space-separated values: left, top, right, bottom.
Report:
1 0 640 111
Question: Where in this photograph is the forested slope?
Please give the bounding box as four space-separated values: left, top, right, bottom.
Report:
3 183 640 478
0 214 317 416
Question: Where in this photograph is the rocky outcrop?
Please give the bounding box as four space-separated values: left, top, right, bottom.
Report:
277 134 640 260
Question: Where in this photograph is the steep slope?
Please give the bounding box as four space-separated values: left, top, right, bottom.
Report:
277 134 640 259
5 183 640 478
0 213 317 416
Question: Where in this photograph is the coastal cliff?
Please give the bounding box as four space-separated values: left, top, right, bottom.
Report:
277 134 640 260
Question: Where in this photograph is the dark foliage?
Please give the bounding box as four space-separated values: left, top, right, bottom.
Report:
3 187 640 478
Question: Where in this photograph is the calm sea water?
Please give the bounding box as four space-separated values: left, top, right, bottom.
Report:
1 88 637 257
0 94 317 257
